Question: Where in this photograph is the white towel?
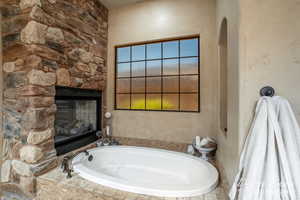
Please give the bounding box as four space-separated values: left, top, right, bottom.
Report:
229 96 300 200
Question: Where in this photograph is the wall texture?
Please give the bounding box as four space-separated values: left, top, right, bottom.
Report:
216 0 300 188
107 0 218 144
0 0 107 198
216 0 240 187
239 0 300 149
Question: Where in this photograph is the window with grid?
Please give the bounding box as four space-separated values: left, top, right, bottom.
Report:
115 37 200 112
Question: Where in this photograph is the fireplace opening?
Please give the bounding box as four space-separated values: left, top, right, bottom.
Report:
55 86 102 156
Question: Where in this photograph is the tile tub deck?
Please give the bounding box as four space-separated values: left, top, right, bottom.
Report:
34 168 228 200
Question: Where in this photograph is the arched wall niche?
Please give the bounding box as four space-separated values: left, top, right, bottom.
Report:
218 18 228 136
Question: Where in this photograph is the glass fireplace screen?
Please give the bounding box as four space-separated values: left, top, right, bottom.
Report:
55 99 97 144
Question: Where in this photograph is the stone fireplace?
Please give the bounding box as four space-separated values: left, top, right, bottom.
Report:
1 0 108 197
54 86 102 156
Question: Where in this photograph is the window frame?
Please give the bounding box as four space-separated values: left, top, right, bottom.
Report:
114 35 201 113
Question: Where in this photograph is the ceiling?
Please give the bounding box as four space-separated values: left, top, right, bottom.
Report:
99 0 144 9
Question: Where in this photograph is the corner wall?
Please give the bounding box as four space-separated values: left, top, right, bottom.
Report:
107 0 218 144
216 0 300 189
239 0 300 149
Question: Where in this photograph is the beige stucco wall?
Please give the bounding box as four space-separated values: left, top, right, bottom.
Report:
107 0 218 143
239 0 300 149
216 0 240 185
216 0 300 186
107 0 300 188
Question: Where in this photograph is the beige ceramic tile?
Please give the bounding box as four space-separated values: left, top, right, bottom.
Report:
37 168 224 200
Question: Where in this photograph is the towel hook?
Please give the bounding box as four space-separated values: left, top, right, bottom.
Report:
260 86 275 97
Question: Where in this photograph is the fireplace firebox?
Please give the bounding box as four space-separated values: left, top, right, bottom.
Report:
55 86 102 155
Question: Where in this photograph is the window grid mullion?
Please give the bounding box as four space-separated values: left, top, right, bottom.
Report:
117 55 198 64
161 43 163 110
117 92 198 95
145 45 147 109
117 73 200 79
178 40 181 111
129 46 132 109
116 37 200 112
198 39 201 112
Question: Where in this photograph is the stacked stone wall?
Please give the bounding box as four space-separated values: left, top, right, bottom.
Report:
0 0 108 197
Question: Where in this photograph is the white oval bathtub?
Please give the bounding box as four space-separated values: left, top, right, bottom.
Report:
72 146 218 197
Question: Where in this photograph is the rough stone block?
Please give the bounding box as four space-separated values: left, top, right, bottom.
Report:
20 0 42 10
4 72 27 89
27 96 54 108
82 80 101 90
89 63 98 75
1 160 12 182
2 14 29 37
12 142 24 160
71 77 83 87
3 44 28 64
80 51 93 64
76 62 90 72
2 138 12 161
94 56 104 64
27 44 63 62
27 69 56 86
38 139 55 153
3 62 16 73
3 114 22 139
27 129 53 145
63 31 84 46
3 89 16 99
25 55 42 69
3 59 24 73
2 33 21 50
12 160 33 177
15 59 25 66
20 145 44 164
21 105 56 130
4 98 28 114
68 48 83 61
46 27 64 43
68 48 93 63
1 5 22 19
21 21 48 44
30 6 57 27
56 68 71 86
42 59 58 70
20 85 55 97
20 176 37 195
45 41 65 54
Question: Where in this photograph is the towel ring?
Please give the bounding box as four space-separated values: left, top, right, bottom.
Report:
260 86 275 97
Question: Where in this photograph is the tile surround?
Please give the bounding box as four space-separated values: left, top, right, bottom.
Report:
34 168 227 200
32 137 229 200
115 137 188 153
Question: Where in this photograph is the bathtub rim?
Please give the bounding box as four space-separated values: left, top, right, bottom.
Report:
72 145 219 197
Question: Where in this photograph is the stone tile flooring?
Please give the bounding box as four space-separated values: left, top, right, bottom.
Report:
35 168 228 200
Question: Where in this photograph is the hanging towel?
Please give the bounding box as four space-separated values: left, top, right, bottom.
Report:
229 96 300 200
